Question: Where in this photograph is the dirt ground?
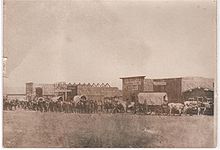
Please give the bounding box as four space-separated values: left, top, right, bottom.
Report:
3 111 216 148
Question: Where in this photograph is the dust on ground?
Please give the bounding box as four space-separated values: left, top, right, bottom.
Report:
3 111 216 148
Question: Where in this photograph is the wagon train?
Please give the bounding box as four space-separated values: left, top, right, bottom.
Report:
3 93 214 116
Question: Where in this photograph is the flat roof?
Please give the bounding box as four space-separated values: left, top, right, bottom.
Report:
120 76 146 79
151 76 214 80
7 94 26 96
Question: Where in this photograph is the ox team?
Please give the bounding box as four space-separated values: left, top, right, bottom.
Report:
3 94 214 116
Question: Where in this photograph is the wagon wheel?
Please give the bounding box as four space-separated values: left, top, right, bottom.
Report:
148 111 152 115
146 106 152 115
144 105 150 115
155 106 163 115
132 106 138 114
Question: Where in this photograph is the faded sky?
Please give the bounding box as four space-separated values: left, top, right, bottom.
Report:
4 0 216 92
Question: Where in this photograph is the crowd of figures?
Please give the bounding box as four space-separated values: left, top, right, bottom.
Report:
3 96 214 116
3 96 127 114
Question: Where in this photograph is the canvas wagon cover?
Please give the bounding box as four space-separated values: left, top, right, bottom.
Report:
73 95 87 103
138 92 168 105
51 96 62 102
38 97 45 101
73 95 81 103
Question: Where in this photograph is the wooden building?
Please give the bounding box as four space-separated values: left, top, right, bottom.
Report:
149 77 214 103
26 82 121 101
121 76 214 103
120 76 145 102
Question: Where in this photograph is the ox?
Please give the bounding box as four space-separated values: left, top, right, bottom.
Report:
183 101 200 115
198 101 213 115
183 101 212 116
168 103 184 116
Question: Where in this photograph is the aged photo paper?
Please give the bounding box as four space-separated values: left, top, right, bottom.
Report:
3 0 217 148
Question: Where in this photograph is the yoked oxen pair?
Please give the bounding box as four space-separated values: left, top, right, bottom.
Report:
3 99 19 111
62 101 73 113
168 100 213 116
103 98 128 113
184 100 214 115
183 101 200 115
168 101 199 116
71 99 95 113
200 101 214 115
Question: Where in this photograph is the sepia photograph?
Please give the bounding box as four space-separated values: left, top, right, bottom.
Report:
3 0 217 148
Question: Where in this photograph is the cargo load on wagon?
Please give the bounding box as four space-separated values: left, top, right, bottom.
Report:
138 92 168 105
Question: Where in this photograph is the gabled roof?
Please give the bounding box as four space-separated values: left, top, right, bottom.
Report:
100 83 105 87
92 83 96 87
105 83 110 87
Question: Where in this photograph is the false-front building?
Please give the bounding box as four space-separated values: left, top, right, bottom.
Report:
26 82 122 101
121 76 214 103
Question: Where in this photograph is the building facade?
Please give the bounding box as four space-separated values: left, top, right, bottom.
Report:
7 94 26 101
120 76 145 102
121 76 214 103
26 82 122 101
146 77 214 103
152 78 182 103
26 82 56 100
77 83 122 102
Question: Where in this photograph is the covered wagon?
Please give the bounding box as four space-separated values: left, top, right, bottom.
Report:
51 96 63 102
73 95 87 103
138 92 168 115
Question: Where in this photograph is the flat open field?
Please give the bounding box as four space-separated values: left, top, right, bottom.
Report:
3 111 216 148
